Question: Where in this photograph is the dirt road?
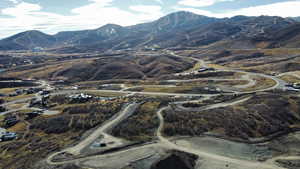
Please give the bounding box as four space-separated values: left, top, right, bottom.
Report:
156 106 285 169
66 103 140 156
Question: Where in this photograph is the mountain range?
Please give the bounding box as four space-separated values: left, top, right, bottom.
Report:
1 11 300 51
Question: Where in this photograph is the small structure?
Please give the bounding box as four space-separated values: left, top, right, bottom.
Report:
293 83 300 89
198 67 215 73
285 83 300 91
39 90 51 96
8 93 18 97
97 97 116 101
72 86 79 90
25 111 43 120
0 128 6 136
92 142 107 148
32 47 44 52
68 93 93 103
30 98 43 107
25 88 42 94
0 106 6 112
204 86 222 93
175 72 192 76
0 99 4 104
15 89 24 95
175 67 216 76
3 115 19 128
1 132 17 141
0 128 17 142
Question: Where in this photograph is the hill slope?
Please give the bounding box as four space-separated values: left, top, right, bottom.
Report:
3 53 195 82
0 11 299 51
0 30 56 50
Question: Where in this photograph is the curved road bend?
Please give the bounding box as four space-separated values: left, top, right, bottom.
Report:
66 103 139 156
165 50 287 91
156 106 285 169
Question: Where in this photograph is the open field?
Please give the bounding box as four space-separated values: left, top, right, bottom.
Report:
112 101 161 142
0 88 18 94
129 86 211 94
2 94 35 102
279 74 300 83
241 76 277 92
84 90 127 97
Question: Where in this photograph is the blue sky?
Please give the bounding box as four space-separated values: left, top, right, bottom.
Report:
0 0 300 38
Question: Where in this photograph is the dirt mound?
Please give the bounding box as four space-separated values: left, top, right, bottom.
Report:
151 151 198 169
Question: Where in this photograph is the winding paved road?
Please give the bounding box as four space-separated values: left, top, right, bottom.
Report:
47 103 140 165
166 50 288 91
1 49 297 169
156 104 285 169
66 103 139 156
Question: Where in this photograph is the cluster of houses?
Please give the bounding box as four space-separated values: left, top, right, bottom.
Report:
32 47 44 52
175 67 215 76
67 93 129 104
0 128 17 142
29 90 52 107
0 110 43 142
68 93 93 103
204 86 222 93
8 88 42 97
30 96 49 107
143 45 161 51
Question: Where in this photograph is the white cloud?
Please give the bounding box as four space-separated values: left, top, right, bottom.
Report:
228 1 300 17
2 2 41 16
129 5 162 13
0 1 164 38
154 0 163 4
88 0 113 5
0 2 60 34
1 0 299 39
6 0 19 4
178 0 234 7
129 5 163 22
175 1 300 18
174 7 213 16
70 2 163 27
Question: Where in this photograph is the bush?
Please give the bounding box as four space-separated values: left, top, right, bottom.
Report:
31 102 123 134
30 116 70 134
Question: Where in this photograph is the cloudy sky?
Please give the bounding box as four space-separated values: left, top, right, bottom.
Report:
0 0 300 38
